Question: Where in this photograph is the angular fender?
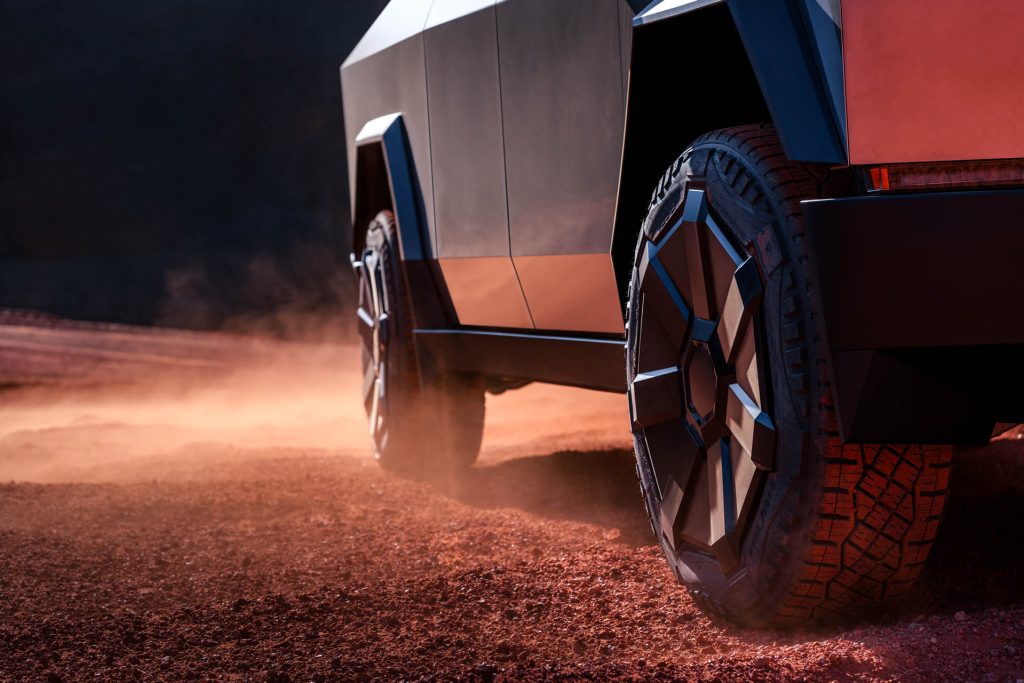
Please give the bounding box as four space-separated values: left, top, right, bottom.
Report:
351 113 427 262
631 0 846 163
351 113 452 334
725 0 846 163
612 0 846 300
611 2 768 298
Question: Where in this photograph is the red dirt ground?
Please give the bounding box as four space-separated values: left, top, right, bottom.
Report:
2 314 1024 681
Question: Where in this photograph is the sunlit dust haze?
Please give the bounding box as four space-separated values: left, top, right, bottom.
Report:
0 320 630 484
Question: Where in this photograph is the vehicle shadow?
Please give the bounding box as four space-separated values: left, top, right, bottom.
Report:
437 448 655 547
424 439 1024 681
439 439 1024 616
905 439 1024 614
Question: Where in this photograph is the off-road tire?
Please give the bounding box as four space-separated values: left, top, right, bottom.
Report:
626 125 953 626
355 211 485 475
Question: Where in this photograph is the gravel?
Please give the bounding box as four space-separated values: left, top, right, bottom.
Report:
1 320 1023 681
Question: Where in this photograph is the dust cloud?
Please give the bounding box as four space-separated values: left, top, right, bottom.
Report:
0 341 356 482
3 313 1023 496
0 319 630 484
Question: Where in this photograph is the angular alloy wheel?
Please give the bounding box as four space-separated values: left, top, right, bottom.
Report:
629 186 771 572
627 126 952 625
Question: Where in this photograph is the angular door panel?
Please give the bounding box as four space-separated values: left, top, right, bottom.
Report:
497 0 627 333
498 0 625 256
514 253 624 333
438 257 534 328
426 0 533 328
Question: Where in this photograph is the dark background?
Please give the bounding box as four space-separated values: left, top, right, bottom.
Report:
0 0 388 335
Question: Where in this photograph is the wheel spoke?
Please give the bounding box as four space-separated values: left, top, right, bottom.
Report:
657 434 704 550
643 418 699 499
658 478 686 550
704 214 745 313
732 323 761 409
361 361 376 404
360 252 376 298
356 258 372 296
676 458 712 548
683 214 715 321
635 295 681 372
725 383 776 471
356 306 375 329
630 366 682 428
368 378 381 437
357 277 373 317
679 187 710 224
732 445 761 536
638 241 691 349
707 436 750 572
651 220 695 309
356 257 377 354
371 262 388 320
716 257 763 365
707 438 736 542
358 328 374 361
684 343 718 423
356 308 376 358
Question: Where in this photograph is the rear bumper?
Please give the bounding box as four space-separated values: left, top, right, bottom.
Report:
803 190 1024 444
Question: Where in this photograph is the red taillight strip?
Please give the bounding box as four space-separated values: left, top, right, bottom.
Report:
865 160 1024 192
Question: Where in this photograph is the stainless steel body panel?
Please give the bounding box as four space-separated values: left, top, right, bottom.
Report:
342 0 435 254
618 0 634 95
344 0 433 65
425 0 533 328
342 0 639 335
634 0 725 26
496 0 627 333
514 253 623 333
437 256 533 328
425 0 494 27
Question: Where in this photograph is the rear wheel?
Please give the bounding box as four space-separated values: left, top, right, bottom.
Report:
354 211 485 475
626 125 953 625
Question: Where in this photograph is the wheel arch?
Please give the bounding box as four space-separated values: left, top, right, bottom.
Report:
611 0 847 302
350 113 428 262
350 113 452 332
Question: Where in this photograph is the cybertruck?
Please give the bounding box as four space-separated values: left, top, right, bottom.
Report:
341 0 1024 625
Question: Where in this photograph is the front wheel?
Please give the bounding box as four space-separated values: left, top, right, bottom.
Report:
626 125 952 625
354 211 485 475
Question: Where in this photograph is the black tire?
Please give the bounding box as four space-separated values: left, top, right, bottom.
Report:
626 125 953 626
355 211 485 474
